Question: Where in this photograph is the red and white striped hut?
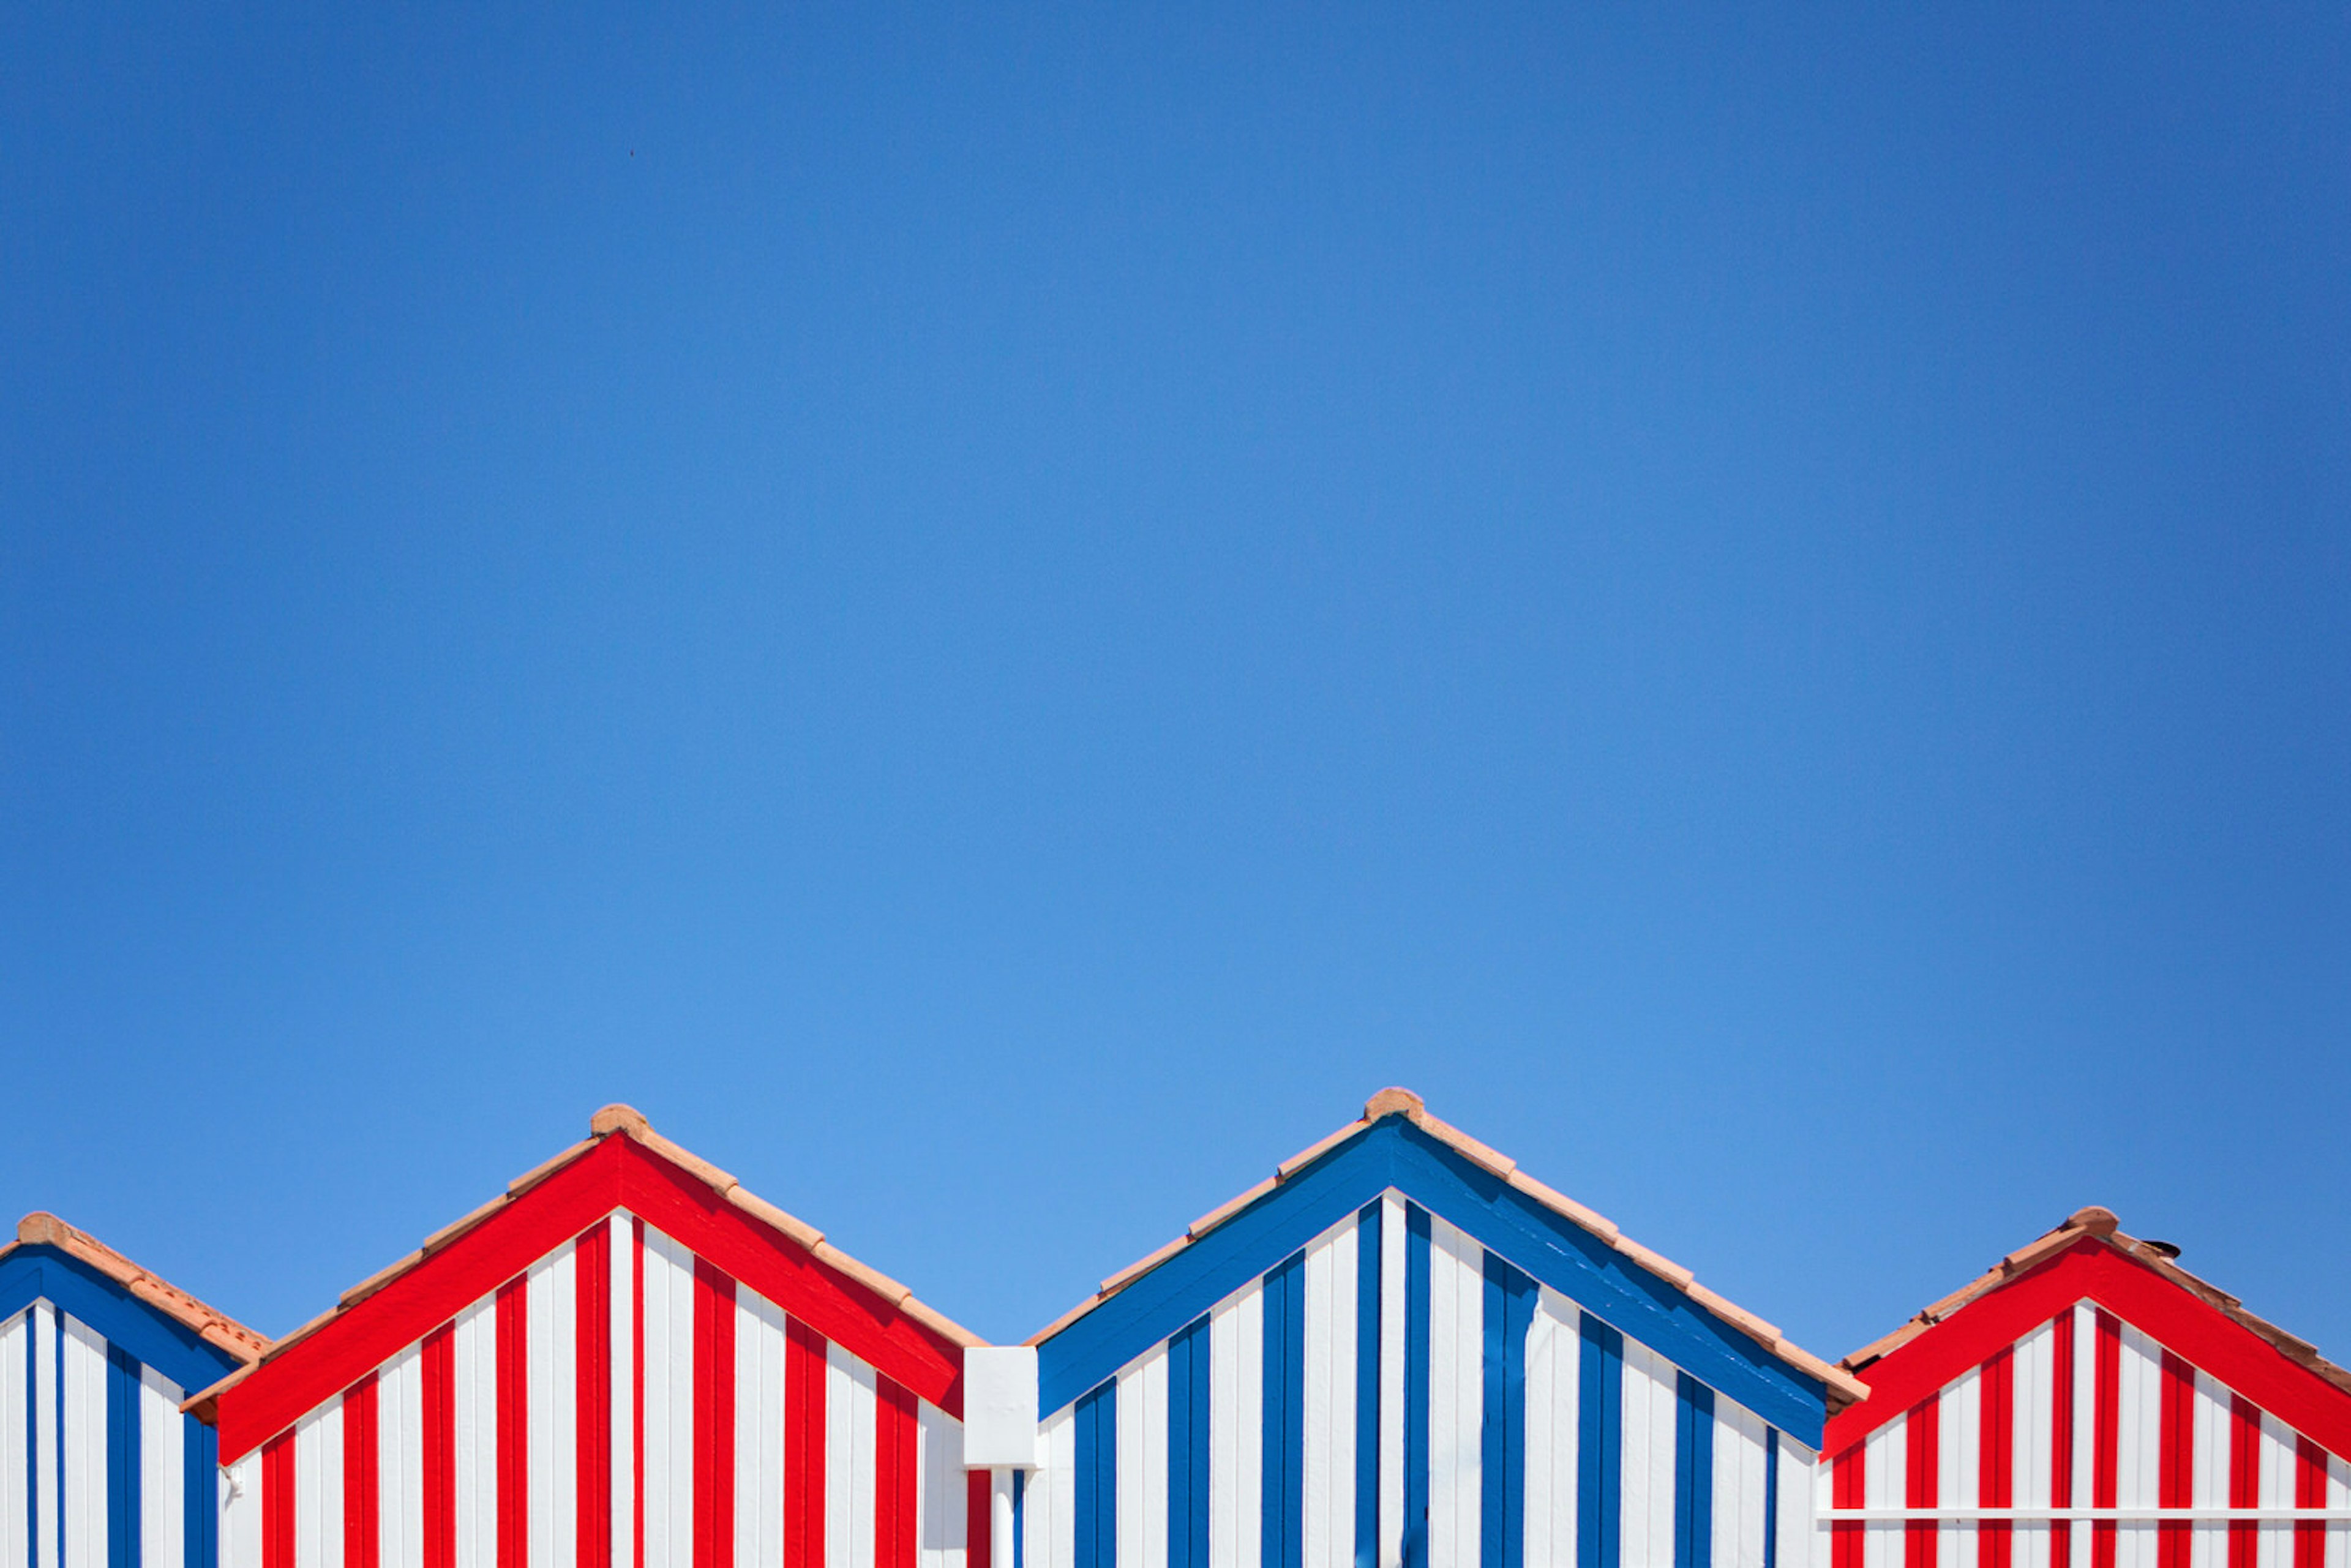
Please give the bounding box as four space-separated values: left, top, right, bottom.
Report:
1817 1206 2351 1568
187 1106 989 1568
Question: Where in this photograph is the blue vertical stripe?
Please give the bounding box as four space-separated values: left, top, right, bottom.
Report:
105 1346 140 1568
1575 1316 1622 1568
1403 1207 1431 1568
1673 1373 1714 1568
1012 1471 1027 1568
182 1417 216 1568
1761 1431 1779 1568
1259 1251 1307 1568
1352 1204 1380 1568
1075 1379 1117 1568
1168 1315 1211 1568
53 1316 64 1568
1482 1256 1535 1568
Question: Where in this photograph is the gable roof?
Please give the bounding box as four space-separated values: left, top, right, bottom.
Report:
1027 1088 1866 1446
190 1105 983 1461
1826 1205 2351 1461
0 1212 267 1392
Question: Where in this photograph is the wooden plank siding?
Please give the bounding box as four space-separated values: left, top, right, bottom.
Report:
1024 1198 1816 1568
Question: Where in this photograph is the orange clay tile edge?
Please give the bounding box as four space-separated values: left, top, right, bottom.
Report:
1838 1206 2351 1400
182 1102 983 1420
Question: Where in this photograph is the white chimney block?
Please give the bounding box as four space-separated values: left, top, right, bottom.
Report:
961 1346 1041 1469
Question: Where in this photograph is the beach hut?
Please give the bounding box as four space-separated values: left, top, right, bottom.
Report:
188 1106 986 1568
1817 1206 2351 1568
1 1212 269 1568
966 1089 1864 1568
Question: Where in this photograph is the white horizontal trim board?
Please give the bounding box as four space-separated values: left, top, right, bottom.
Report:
1821 1509 2351 1522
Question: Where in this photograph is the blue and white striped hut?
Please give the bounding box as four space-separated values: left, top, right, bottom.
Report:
962 1090 1868 1568
1 1213 266 1568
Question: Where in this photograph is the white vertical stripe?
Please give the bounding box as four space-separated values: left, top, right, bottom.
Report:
1943 1370 1980 1568
1775 1432 1813 1568
915 1402 965 1568
2117 1326 2161 1568
1714 1400 1768 1568
1378 1197 1405 1568
528 1255 558 1568
738 1291 786 1568
2190 1373 2227 1568
1024 1409 1073 1568
299 1411 326 1568
318 1402 351 1568
1524 1288 1578 1568
2009 1319 2053 1568
552 1245 579 1568
34 1307 57 1568
2071 1305 2097 1568
991 1474 1014 1568
454 1298 498 1568
381 1344 426 1568
2 1313 31 1568
1209 1280 1263 1568
2257 1412 2295 1568
223 1454 263 1568
1117 1347 1168 1568
643 1231 695 1568
1426 1218 1481 1568
1621 1340 1678 1568
1302 1218 1356 1568
139 1369 185 1568
61 1317 106 1568
1860 1412 1905 1568
610 1216 635 1568
2325 1454 2349 1568
827 1346 877 1568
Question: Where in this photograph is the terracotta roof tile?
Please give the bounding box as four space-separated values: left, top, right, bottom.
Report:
1 1213 269 1365
187 1104 982 1416
1840 1208 2351 1401
1022 1089 1870 1408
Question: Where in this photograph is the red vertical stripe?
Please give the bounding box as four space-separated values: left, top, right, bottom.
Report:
2158 1352 2195 1568
875 1378 918 1568
1981 1347 2015 1568
424 1323 457 1568
783 1322 827 1568
2091 1310 2123 1568
499 1279 531 1568
346 1375 381 1568
263 1433 296 1568
577 1223 613 1568
966 1472 991 1568
633 1219 648 1568
1831 1444 1862 1568
694 1262 738 1568
2052 1309 2077 1568
2293 1435 2328 1568
2227 1397 2262 1568
1906 1396 1941 1568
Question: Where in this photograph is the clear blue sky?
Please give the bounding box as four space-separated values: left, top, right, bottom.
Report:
4 6 2345 1375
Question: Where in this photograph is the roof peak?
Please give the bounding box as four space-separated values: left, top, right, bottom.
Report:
590 1103 651 1138
1841 1206 2351 1405
1031 1089 1866 1410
